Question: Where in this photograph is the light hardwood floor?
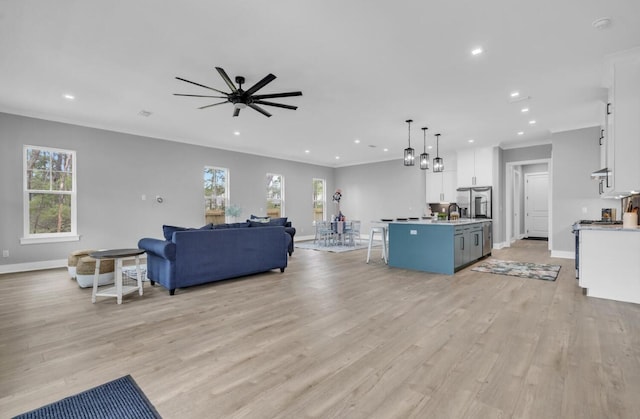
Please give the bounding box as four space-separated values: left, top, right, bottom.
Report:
2 240 640 418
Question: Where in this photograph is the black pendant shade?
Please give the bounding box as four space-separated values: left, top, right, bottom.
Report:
433 133 444 172
420 127 429 170
403 119 415 166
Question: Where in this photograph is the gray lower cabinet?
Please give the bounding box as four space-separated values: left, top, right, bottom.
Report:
454 225 483 270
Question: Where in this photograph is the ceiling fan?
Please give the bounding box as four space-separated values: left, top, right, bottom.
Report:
174 67 302 117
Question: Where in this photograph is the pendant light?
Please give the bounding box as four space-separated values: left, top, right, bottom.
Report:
420 127 430 170
403 119 415 166
433 133 444 172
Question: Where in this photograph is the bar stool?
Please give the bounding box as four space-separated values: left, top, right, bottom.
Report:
366 224 388 264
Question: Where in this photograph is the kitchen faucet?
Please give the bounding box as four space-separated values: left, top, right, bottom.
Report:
447 203 460 220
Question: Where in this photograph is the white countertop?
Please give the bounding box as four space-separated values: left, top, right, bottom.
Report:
575 224 640 232
388 219 491 226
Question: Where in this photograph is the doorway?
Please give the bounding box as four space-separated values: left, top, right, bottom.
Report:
524 172 549 238
505 159 552 249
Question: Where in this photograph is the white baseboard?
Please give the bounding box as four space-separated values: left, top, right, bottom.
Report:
551 250 575 259
0 259 67 274
493 241 509 249
296 234 316 241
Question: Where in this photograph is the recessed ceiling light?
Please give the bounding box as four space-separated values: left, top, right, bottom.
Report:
304 150 310 154
428 145 433 150
335 156 340 160
517 131 524 136
383 148 388 152
521 108 529 113
354 139 361 144
471 47 483 56
468 139 474 143
63 94 75 100
510 91 520 98
233 131 240 136
529 120 536 125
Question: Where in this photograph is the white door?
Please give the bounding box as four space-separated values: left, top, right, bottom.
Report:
525 172 549 238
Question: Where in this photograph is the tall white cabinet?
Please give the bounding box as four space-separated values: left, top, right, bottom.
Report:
602 48 640 196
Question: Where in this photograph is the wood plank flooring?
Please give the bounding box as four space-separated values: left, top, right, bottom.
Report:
1 240 640 418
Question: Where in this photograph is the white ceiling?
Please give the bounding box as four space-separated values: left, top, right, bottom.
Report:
1 1 639 167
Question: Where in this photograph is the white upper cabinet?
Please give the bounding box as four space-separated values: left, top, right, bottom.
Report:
456 146 494 187
603 48 640 196
426 170 457 203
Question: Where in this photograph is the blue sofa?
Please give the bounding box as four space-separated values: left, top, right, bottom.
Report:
138 224 291 295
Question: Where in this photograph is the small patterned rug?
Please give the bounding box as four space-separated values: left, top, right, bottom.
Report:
471 259 561 281
295 240 379 253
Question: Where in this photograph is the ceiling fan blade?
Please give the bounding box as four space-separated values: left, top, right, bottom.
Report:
215 67 238 93
175 77 228 95
233 107 241 117
174 93 228 98
253 100 298 110
248 103 272 117
252 91 302 100
244 73 276 96
198 100 229 109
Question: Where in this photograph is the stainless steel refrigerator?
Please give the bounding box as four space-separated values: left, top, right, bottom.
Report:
456 186 492 219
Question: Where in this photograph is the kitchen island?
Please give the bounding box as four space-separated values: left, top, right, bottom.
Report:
388 219 492 275
578 223 640 304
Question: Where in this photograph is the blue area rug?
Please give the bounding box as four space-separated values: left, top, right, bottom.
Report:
13 375 161 419
471 259 561 281
295 240 379 253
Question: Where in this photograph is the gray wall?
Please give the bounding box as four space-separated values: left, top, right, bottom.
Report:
334 158 432 235
551 126 612 254
0 113 334 268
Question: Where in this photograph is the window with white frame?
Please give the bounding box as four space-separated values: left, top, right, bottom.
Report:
22 145 77 243
204 166 229 225
266 173 284 218
312 178 325 222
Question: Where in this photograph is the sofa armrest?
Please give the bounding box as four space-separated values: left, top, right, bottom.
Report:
284 226 296 237
138 238 176 261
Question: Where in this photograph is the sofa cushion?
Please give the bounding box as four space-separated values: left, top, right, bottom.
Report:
163 225 189 241
268 217 288 226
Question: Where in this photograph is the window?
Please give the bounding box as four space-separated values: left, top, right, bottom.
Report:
22 145 78 244
312 178 325 222
266 173 284 218
204 166 229 225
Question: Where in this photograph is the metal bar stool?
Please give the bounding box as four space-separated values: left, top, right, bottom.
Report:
366 223 388 264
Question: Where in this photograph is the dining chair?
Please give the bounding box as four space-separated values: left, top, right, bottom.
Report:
318 221 334 246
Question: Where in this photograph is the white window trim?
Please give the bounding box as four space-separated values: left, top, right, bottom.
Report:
22 145 78 244
313 178 326 222
267 173 285 216
204 165 230 221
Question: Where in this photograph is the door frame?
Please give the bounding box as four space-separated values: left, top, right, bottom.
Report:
505 158 552 250
524 171 549 238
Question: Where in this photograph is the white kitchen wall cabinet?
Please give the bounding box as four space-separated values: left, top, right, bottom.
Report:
426 170 457 203
603 48 640 196
457 147 494 188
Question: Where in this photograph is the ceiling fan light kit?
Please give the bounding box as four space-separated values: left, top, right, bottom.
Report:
403 119 415 166
174 67 302 117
